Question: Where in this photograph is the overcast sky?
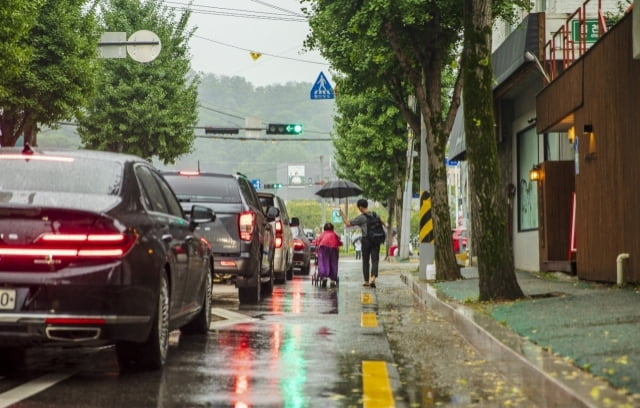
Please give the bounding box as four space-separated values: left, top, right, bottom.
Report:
168 0 333 87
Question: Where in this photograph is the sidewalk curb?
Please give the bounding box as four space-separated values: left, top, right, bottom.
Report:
399 272 628 408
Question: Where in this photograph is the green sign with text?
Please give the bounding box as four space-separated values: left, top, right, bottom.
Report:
571 19 599 43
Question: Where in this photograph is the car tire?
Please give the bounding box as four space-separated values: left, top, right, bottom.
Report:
238 256 261 304
116 271 170 371
0 347 26 374
286 263 293 280
182 262 212 335
261 254 275 295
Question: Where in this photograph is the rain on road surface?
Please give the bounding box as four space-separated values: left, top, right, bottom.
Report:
0 258 537 407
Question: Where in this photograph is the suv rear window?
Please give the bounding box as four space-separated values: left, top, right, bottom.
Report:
163 174 241 203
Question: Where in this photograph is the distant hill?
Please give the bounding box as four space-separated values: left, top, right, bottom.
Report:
37 73 337 184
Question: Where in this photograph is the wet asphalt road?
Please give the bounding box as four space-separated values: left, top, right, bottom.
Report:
0 258 538 407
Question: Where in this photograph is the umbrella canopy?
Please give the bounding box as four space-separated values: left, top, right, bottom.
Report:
315 179 363 199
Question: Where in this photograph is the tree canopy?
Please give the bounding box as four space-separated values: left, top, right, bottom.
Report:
0 0 100 147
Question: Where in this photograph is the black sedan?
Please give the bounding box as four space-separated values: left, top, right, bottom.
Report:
0 147 215 371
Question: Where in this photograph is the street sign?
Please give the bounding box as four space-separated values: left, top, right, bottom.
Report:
251 179 261 190
99 30 162 63
310 72 334 100
571 19 599 43
332 209 342 223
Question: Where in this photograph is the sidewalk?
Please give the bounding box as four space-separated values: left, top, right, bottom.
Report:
399 265 640 408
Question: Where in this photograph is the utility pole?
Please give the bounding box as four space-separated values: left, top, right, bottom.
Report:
320 155 326 225
399 96 416 259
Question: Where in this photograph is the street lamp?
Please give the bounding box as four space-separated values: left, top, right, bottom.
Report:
524 51 551 84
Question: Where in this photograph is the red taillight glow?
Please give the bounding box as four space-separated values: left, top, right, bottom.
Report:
220 260 236 267
45 317 105 325
292 239 305 251
239 211 256 242
0 232 136 260
178 170 200 176
274 220 283 248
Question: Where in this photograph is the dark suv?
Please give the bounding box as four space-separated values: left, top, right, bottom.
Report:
163 171 278 304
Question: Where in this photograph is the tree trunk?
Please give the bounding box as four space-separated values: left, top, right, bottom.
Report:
462 0 523 300
384 23 461 281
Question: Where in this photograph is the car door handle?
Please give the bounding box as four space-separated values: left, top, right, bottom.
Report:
161 234 173 243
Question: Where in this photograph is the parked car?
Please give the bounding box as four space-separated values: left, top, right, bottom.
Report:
290 217 312 275
258 192 294 283
304 228 318 262
452 228 468 253
162 171 278 304
0 147 215 371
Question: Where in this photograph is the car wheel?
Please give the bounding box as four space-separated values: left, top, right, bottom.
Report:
302 262 311 275
182 261 212 335
0 347 26 374
117 271 170 371
286 263 293 280
261 254 274 296
238 257 261 304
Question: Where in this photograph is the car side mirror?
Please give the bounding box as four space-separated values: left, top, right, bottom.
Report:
190 205 215 228
266 206 279 222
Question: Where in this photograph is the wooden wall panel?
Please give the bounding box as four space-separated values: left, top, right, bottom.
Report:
536 60 583 133
576 16 640 282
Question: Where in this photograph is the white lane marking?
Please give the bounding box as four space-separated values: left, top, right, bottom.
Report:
0 371 76 408
210 308 257 329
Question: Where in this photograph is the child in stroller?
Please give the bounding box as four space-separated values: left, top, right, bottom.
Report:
314 222 342 287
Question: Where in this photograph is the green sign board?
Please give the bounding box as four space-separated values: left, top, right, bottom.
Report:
331 209 342 224
571 19 599 43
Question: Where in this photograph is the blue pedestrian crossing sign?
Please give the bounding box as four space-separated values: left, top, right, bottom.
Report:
251 178 261 190
310 72 334 100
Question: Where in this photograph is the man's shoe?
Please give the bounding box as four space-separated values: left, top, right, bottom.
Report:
369 282 376 288
363 282 370 287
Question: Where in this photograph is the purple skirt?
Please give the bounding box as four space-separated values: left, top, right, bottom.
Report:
317 246 339 280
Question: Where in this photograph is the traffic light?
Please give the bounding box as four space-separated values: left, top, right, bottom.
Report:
205 127 239 135
263 183 283 189
266 123 303 135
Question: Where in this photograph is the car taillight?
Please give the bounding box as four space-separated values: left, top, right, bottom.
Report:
178 170 200 176
239 211 256 242
0 232 137 259
292 239 305 251
274 220 283 248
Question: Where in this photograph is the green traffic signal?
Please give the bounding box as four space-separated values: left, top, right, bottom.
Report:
266 123 303 135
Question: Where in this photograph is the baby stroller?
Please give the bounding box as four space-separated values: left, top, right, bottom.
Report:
311 245 339 288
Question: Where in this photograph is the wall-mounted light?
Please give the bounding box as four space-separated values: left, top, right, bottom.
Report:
529 164 543 182
584 124 596 162
567 126 575 144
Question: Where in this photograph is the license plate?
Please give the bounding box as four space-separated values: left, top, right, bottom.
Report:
0 288 16 310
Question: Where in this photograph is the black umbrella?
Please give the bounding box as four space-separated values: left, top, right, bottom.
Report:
315 179 363 199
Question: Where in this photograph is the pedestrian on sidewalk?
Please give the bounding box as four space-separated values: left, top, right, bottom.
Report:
316 222 342 287
354 237 362 260
340 199 385 288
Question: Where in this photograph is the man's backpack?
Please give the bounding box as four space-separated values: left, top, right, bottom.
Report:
365 212 386 245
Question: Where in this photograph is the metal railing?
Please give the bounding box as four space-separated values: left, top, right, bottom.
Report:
542 0 608 81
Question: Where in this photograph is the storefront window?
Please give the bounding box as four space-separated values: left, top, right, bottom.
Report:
544 132 573 161
517 127 538 231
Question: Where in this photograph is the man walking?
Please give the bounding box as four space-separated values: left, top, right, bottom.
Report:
340 199 383 288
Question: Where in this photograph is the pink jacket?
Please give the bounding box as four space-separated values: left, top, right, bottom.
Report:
316 230 342 249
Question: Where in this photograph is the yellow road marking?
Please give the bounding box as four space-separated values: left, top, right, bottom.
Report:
361 312 378 328
362 361 395 408
361 293 373 304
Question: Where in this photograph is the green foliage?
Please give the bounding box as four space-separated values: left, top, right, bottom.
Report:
0 0 100 146
0 0 42 98
332 77 408 203
77 0 198 163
